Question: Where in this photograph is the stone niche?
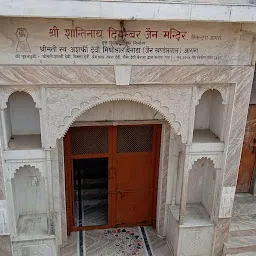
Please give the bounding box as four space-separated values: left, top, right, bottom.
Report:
167 158 216 256
4 91 41 150
193 89 226 143
11 166 48 240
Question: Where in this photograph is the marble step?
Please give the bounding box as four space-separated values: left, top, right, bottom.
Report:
230 215 256 237
227 253 256 256
224 235 256 255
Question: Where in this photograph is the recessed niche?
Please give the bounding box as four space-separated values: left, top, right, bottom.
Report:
194 89 225 142
4 92 41 150
186 158 216 220
11 166 48 240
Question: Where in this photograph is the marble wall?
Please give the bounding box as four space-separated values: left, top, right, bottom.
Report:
0 235 12 256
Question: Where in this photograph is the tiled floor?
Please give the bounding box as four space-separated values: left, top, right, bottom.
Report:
60 226 171 256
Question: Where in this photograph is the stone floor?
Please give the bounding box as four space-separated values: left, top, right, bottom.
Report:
224 193 256 255
60 226 171 256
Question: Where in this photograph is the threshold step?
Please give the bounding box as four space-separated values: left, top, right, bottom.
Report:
227 253 256 256
230 215 256 237
224 235 256 255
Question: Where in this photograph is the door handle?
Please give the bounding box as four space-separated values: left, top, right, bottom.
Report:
108 167 116 178
117 190 125 198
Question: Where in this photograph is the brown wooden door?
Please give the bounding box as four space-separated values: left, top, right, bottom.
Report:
64 124 161 232
237 105 256 193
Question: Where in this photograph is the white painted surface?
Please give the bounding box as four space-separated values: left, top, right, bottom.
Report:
8 135 42 150
75 100 164 122
1 0 256 22
187 159 215 216
12 166 47 218
114 65 132 85
191 130 225 152
194 91 212 129
3 107 12 144
194 90 224 139
8 92 40 136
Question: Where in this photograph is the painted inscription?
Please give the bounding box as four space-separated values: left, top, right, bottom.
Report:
14 26 223 64
0 19 251 65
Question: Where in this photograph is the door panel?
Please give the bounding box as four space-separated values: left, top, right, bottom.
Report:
116 191 153 225
115 154 154 225
64 124 161 232
115 154 154 191
237 105 256 193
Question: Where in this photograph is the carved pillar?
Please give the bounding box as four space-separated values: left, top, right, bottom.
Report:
0 109 8 150
179 145 190 225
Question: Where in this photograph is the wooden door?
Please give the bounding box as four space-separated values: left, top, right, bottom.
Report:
64 124 161 232
113 125 161 226
237 105 256 193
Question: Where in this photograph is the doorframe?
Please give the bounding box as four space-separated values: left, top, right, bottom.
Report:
237 104 256 195
64 122 162 233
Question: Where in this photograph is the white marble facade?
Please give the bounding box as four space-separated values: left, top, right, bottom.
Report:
0 17 255 256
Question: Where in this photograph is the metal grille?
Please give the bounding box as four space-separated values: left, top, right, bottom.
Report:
70 127 108 155
117 126 153 153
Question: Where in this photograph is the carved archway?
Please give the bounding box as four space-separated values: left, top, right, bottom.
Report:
45 86 191 149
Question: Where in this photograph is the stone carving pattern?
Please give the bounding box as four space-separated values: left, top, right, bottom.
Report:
45 86 192 148
7 162 45 180
219 186 236 218
180 226 214 256
188 154 222 172
195 84 230 106
0 87 41 109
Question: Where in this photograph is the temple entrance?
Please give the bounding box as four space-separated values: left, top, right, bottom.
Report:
64 124 161 232
237 105 256 193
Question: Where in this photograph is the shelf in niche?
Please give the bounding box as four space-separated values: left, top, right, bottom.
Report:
191 129 224 152
170 203 214 227
8 135 42 150
13 213 54 242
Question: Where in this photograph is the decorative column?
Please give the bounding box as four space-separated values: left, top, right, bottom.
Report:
179 145 190 225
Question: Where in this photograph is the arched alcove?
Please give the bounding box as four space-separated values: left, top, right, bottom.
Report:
5 91 41 150
194 89 225 142
187 158 216 219
11 165 48 238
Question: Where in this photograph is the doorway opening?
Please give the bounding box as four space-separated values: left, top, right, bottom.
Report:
64 124 161 233
237 105 256 193
73 158 108 227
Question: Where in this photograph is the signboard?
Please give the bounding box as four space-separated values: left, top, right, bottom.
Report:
0 18 253 65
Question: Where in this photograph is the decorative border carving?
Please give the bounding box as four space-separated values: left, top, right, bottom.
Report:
45 86 192 148
188 153 222 171
6 162 45 180
195 84 230 106
0 87 41 109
